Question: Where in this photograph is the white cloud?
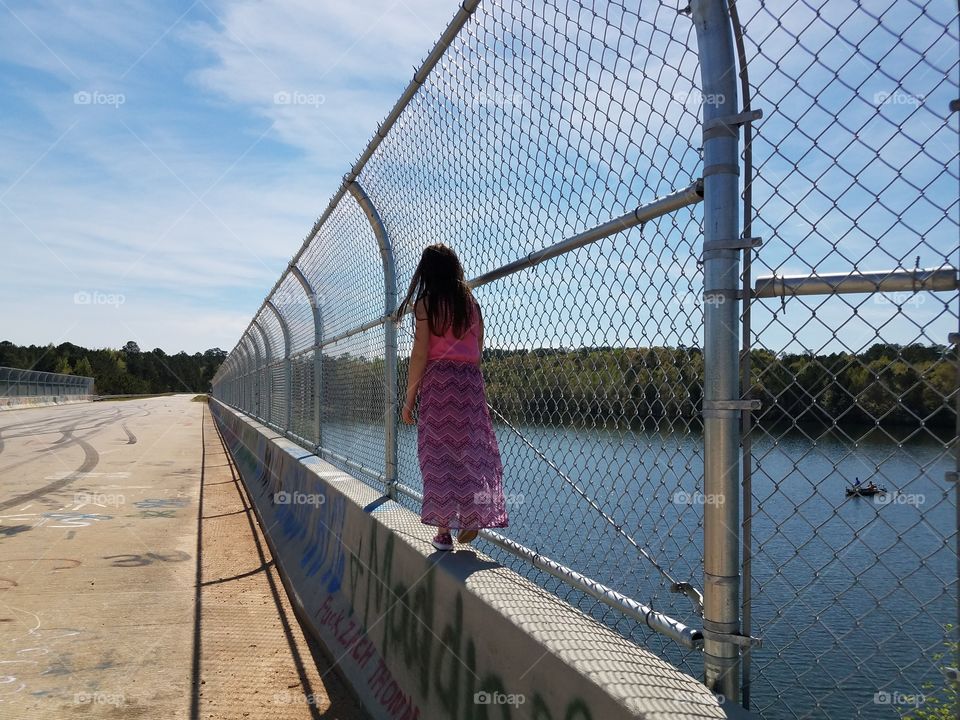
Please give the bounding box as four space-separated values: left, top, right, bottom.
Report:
184 0 454 159
0 0 459 353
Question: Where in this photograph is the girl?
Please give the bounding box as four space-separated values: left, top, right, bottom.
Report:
399 243 509 551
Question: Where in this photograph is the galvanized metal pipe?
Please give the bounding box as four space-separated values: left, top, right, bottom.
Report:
239 336 254 416
469 181 703 289
317 444 387 485
216 0 480 379
754 266 959 298
390 482 703 649
289 182 704 353
289 264 325 448
692 0 743 701
952 331 960 676
266 300 293 433
348 180 399 497
251 319 271 425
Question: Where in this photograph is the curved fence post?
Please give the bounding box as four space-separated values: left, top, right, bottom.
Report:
238 343 248 411
266 299 293 434
251 319 271 425
691 0 745 702
242 334 258 418
290 264 324 449
347 179 399 496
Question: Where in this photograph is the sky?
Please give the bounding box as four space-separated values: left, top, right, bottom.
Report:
0 0 457 354
2 0 957 362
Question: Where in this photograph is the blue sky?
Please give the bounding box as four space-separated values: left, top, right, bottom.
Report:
2 0 957 361
0 0 455 353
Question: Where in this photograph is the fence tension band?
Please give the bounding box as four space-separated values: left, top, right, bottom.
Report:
702 109 763 140
702 237 762 261
704 237 762 252
700 628 763 649
702 399 761 420
703 163 739 177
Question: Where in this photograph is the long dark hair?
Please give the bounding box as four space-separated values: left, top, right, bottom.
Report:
396 243 475 337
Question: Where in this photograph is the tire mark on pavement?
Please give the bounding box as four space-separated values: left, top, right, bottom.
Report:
120 423 137 445
0 434 99 512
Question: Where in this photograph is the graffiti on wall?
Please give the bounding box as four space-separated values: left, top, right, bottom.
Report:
212 405 600 720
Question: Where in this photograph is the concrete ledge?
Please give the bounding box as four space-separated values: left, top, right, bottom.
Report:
0 395 94 411
209 398 731 720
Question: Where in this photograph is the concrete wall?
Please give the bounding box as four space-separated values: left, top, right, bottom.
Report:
209 398 733 720
0 395 94 411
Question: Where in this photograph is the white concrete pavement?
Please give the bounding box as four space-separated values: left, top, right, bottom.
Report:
0 395 366 719
0 396 202 717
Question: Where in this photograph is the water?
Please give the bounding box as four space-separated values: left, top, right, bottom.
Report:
335 419 957 719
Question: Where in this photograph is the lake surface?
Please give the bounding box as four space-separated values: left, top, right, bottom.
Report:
327 418 957 719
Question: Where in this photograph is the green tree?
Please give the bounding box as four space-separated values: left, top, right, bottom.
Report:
53 356 72 375
905 625 958 719
74 356 94 378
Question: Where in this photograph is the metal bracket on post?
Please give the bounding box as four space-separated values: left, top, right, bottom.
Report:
702 399 761 419
700 628 763 648
702 109 763 140
671 582 705 616
347 180 399 498
702 237 762 261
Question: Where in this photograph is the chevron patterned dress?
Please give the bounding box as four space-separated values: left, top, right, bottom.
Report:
417 359 509 530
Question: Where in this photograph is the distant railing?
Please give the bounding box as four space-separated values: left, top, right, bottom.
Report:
211 1 959 717
0 366 95 401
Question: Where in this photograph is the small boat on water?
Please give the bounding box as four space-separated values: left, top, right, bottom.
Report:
845 484 887 497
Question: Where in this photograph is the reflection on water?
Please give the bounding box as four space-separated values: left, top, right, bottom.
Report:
328 418 956 719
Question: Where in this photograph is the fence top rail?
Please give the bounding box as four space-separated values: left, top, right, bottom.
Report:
215 0 482 372
0 366 95 383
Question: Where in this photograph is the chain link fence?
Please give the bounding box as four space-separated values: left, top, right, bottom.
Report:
0 366 95 403
732 1 959 717
211 1 958 717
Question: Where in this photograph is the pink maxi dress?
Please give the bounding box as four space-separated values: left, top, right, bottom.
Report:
417 300 509 530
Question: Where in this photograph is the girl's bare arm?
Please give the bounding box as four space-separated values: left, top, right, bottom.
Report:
476 302 484 355
404 301 431 412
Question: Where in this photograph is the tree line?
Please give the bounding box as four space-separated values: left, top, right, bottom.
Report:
336 341 951 431
0 340 226 395
477 342 956 430
4 338 954 430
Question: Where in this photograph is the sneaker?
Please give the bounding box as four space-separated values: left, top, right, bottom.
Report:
457 528 479 545
431 532 453 551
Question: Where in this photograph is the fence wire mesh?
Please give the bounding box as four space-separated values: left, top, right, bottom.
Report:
0 366 95 400
211 1 958 717
733 1 959 717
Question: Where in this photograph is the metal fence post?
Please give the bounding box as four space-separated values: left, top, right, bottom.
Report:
242 336 256 417
266 300 293 433
290 264 324 448
691 0 744 702
952 330 960 679
347 180 398 496
253 320 274 425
